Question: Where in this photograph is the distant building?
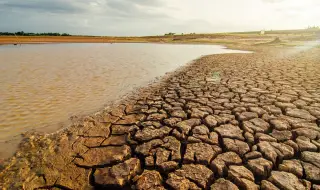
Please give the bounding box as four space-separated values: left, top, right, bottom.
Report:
260 30 265 35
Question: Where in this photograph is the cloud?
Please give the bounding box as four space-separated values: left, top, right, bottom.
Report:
108 0 164 8
0 0 169 18
261 0 285 3
1 0 87 13
103 0 171 20
0 0 319 35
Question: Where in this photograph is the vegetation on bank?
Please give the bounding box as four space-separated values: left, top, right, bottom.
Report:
0 31 71 36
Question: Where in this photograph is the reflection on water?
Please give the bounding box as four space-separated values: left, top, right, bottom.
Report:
0 43 249 157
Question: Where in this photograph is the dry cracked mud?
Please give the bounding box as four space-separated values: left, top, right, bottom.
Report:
0 45 320 190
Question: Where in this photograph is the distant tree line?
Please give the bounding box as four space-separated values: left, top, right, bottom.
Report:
165 32 197 36
164 32 176 36
0 31 71 36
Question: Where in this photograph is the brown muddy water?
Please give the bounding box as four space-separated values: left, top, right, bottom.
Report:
0 43 249 158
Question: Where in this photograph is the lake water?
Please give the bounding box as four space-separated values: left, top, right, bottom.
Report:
0 43 249 158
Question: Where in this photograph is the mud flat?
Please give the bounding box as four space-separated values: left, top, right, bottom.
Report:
0 45 320 189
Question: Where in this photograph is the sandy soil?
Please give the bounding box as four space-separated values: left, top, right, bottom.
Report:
0 44 319 189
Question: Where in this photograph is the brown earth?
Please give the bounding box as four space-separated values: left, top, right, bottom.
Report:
0 44 320 189
0 36 150 44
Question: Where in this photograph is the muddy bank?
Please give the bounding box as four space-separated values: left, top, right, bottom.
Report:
1 45 320 189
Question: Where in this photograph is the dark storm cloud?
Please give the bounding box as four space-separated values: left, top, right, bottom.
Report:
0 0 87 13
0 0 170 20
0 0 168 15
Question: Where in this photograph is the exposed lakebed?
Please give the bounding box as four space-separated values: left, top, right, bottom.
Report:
0 43 249 157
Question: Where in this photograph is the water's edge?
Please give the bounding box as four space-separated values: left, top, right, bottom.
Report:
0 44 251 159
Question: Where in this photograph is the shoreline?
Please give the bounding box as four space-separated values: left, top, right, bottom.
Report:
0 43 249 160
0 41 234 47
1 44 320 189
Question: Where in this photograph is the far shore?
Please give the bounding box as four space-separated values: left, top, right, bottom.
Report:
1 29 319 46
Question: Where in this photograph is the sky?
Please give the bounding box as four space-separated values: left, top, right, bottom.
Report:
0 0 319 36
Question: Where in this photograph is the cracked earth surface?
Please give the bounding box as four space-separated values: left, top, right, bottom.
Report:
0 46 320 190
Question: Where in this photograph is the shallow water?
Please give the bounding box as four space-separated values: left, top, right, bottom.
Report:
0 43 249 157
